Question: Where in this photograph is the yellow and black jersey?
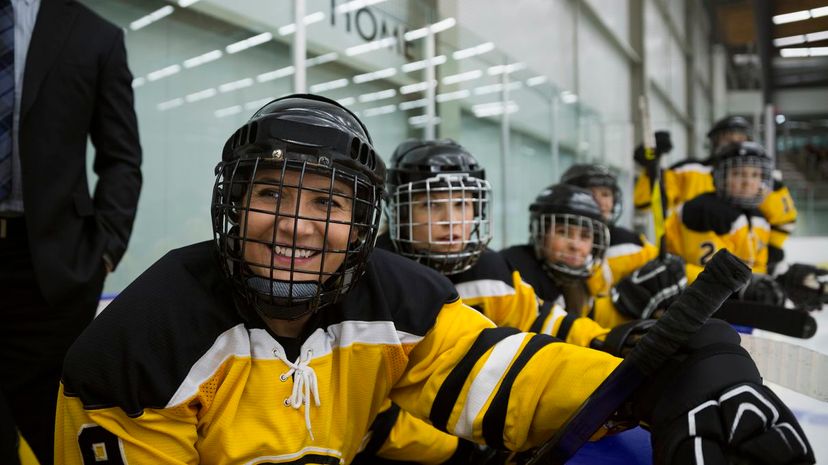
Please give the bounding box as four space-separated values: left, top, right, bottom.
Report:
586 225 658 298
665 192 771 278
57 241 622 465
634 159 796 264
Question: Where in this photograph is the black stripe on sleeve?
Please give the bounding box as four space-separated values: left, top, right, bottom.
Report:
482 334 557 449
555 313 579 341
429 327 521 431
358 403 402 459
529 300 554 333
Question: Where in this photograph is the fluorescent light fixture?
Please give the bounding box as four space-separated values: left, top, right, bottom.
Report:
472 101 518 118
404 17 456 41
812 6 828 17
400 80 436 95
474 83 502 95
780 47 810 57
442 70 483 85
560 91 578 104
401 55 446 73
773 35 806 47
226 32 273 54
363 104 396 117
398 99 428 110
157 98 184 111
345 37 396 56
408 115 441 126
775 114 786 124
811 47 828 56
178 0 200 7
436 89 470 103
244 97 275 110
215 105 243 118
309 78 349 93
488 62 526 76
130 6 174 31
335 0 388 14
183 49 223 68
218 78 254 93
336 97 356 106
278 11 326 36
147 64 181 81
452 42 495 60
185 88 217 103
132 77 146 88
733 53 759 65
358 89 397 103
526 75 548 87
353 67 397 84
257 66 295 82
306 52 339 67
806 30 828 42
773 10 811 24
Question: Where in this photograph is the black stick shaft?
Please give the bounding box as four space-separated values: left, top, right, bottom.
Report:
525 249 751 465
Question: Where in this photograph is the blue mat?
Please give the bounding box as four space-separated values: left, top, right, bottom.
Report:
566 427 652 464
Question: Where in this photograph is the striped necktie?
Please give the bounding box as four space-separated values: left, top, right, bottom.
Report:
0 0 13 201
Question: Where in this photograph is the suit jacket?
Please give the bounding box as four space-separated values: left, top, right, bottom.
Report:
19 0 142 306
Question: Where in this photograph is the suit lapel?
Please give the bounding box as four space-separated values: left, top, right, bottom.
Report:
21 0 79 121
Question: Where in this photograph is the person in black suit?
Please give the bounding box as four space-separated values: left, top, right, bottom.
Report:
0 1 141 463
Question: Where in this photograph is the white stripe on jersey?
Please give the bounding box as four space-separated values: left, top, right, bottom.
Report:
672 163 712 174
454 279 516 299
243 446 344 465
453 333 529 439
606 243 643 259
166 321 423 408
541 304 568 336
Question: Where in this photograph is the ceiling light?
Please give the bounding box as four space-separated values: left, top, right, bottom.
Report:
773 10 811 25
215 105 243 118
226 32 273 54
130 6 174 31
353 67 397 84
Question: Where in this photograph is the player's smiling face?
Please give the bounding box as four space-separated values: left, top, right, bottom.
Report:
543 222 593 268
409 191 475 253
241 168 354 283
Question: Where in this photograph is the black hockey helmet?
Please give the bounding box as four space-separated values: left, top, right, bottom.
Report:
560 163 622 224
386 139 492 274
707 116 752 154
212 94 385 321
529 184 609 283
711 140 772 209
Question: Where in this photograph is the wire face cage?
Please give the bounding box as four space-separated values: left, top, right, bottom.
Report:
530 212 609 281
388 173 493 275
713 155 772 209
212 155 382 319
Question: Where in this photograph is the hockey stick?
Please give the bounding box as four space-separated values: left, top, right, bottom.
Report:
740 334 828 402
638 95 666 257
523 248 751 465
715 300 817 339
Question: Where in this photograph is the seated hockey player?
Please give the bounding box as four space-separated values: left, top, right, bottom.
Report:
560 164 658 297
633 117 797 272
55 95 813 465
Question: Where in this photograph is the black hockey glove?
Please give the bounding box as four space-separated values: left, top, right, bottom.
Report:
738 273 786 307
612 254 687 319
634 319 814 465
777 263 827 311
595 319 657 357
633 131 673 166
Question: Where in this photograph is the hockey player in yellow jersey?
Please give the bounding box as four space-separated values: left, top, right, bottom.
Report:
560 164 658 297
55 95 813 465
665 140 774 280
633 116 797 272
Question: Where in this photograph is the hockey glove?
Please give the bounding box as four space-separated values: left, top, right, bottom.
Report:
633 131 673 166
738 273 786 307
596 319 657 357
612 254 687 319
634 319 814 465
777 263 827 311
